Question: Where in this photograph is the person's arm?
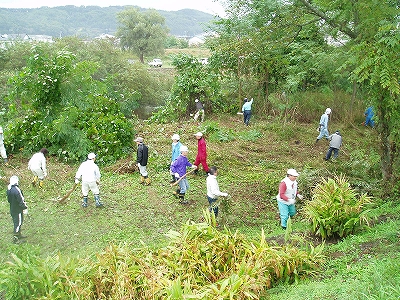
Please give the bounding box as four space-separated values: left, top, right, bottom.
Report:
42 155 47 177
279 181 289 201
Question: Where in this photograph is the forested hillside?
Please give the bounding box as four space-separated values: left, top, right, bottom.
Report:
0 6 214 38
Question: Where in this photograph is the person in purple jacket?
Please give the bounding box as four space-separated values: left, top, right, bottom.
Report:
170 145 197 204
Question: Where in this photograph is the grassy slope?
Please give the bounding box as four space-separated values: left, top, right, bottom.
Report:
0 113 399 299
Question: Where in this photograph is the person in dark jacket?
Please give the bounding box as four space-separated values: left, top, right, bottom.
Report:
7 175 28 243
134 137 150 185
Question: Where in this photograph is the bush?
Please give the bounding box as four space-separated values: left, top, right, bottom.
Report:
304 175 373 239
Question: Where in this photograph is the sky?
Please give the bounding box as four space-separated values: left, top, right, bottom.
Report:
0 0 226 16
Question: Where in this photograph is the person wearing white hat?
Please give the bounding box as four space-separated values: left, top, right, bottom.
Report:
170 145 197 204
170 134 182 183
316 108 332 142
75 153 103 207
194 132 210 175
193 98 205 123
0 126 8 163
7 175 28 243
276 169 303 229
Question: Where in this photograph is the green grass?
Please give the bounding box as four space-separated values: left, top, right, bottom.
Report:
0 114 398 299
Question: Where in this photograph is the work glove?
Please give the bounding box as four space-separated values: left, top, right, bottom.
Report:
191 165 197 169
174 173 180 178
221 192 228 197
297 194 304 200
23 209 28 215
287 198 296 205
75 178 80 184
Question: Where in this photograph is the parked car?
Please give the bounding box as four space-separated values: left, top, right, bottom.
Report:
199 58 209 65
148 58 163 67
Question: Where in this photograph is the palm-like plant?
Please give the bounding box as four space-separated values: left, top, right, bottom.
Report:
304 175 373 239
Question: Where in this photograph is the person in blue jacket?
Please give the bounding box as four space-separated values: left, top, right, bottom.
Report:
364 106 375 127
170 133 182 183
316 108 332 142
241 97 254 126
7 176 28 243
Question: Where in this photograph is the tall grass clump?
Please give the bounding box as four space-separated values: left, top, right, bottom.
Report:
304 175 373 239
0 212 324 299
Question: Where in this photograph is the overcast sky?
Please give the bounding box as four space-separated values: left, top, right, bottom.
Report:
0 0 226 16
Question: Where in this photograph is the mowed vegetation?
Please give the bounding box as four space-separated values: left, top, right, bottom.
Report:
1 113 399 299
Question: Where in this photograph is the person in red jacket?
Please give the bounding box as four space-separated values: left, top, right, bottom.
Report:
193 132 210 175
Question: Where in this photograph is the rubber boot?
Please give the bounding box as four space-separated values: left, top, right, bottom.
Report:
94 194 103 207
144 177 151 186
173 189 180 198
179 193 188 204
4 158 8 164
139 176 145 185
39 180 44 188
82 196 88 207
32 176 38 187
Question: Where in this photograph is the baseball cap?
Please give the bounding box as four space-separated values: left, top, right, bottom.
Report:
287 168 299 177
180 145 189 152
195 99 199 102
194 132 203 137
88 153 96 160
134 137 143 143
171 134 180 140
325 108 332 114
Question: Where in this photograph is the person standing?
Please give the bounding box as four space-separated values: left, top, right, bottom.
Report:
134 137 150 185
170 134 182 183
75 152 103 208
316 108 332 142
28 148 49 188
206 166 228 218
171 145 197 204
193 99 205 123
7 175 28 243
241 97 254 126
364 106 375 127
276 169 303 229
194 132 210 175
0 126 8 163
325 131 342 161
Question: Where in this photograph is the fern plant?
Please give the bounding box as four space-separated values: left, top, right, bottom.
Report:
304 175 373 239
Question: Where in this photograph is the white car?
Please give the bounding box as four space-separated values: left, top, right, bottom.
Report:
148 58 163 67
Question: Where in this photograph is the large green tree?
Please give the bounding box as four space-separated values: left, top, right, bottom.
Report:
116 8 168 63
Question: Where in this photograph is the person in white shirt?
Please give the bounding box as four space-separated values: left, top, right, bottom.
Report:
276 168 303 229
75 152 103 208
206 166 228 218
0 126 8 163
28 148 49 188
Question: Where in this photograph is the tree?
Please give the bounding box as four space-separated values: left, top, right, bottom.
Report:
116 8 168 63
295 0 400 184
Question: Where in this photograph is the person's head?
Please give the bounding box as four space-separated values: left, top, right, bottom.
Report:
209 166 218 176
88 152 96 160
194 132 203 140
325 108 332 115
171 134 180 142
134 137 144 144
335 130 340 135
40 148 49 156
195 99 199 103
244 98 248 102
180 145 189 156
286 168 299 181
9 175 19 186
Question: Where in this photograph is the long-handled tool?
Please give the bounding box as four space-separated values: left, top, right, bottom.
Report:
170 168 197 187
58 183 78 204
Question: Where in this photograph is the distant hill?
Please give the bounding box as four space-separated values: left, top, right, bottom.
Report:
0 6 216 39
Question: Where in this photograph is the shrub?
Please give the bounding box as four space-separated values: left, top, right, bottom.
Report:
304 175 373 239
